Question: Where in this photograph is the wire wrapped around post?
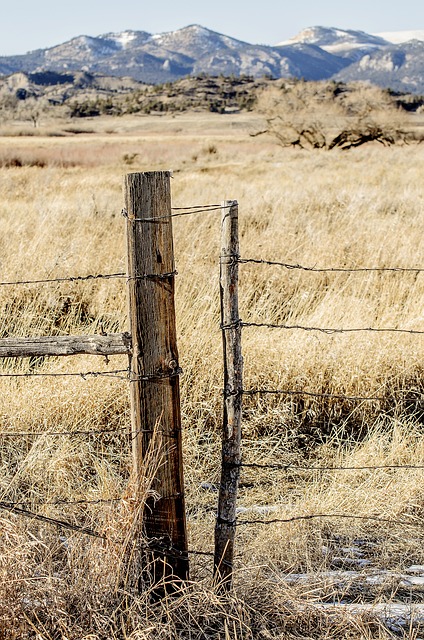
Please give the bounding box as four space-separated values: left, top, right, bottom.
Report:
214 200 243 589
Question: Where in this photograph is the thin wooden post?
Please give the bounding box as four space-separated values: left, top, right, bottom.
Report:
124 171 188 590
214 200 243 588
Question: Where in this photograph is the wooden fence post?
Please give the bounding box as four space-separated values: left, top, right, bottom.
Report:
214 200 243 588
124 171 188 590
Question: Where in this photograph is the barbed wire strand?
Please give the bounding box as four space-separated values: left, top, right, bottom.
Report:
0 501 108 539
0 369 129 380
241 388 386 401
0 427 127 438
0 273 126 287
1 497 123 507
0 269 179 289
233 513 422 528
122 203 232 222
0 501 215 559
238 462 424 471
0 369 182 382
239 322 424 336
171 204 222 210
238 258 424 274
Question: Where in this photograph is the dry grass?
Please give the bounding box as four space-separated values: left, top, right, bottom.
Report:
0 111 423 638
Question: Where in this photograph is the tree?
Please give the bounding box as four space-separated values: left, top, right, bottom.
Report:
253 80 416 150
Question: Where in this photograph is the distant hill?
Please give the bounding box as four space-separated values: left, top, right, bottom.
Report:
333 40 424 93
0 24 424 93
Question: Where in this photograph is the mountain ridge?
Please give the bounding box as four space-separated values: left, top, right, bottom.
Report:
1 24 424 93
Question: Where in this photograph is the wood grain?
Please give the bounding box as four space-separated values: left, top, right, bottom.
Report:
125 171 188 587
0 333 131 358
214 200 243 588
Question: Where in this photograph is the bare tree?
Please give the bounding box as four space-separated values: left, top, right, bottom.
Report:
253 80 416 150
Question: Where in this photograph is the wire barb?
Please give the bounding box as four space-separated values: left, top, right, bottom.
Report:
127 270 177 281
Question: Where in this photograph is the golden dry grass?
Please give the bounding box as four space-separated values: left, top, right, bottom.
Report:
0 110 423 638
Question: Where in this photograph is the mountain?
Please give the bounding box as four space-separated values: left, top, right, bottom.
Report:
277 26 390 61
0 24 350 84
334 40 424 93
0 24 423 93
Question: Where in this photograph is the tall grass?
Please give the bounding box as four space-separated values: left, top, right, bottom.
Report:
0 112 423 638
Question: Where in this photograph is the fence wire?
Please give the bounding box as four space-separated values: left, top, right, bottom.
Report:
241 388 387 401
3 199 424 569
233 513 422 528
239 321 424 335
0 369 129 380
238 462 424 471
123 203 232 222
0 272 126 287
238 257 424 274
0 500 215 561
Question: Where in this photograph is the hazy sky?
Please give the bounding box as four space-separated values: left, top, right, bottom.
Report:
1 0 424 55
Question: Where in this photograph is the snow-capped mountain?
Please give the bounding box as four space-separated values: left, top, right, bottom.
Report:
334 39 424 93
0 25 351 84
278 27 390 61
0 24 423 92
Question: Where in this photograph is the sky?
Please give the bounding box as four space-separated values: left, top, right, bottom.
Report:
1 0 424 56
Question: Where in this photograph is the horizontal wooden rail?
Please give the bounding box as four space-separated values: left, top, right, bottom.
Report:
0 333 132 358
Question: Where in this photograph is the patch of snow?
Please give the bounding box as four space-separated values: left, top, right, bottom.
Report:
304 602 424 631
106 31 137 49
406 565 424 574
236 505 279 515
325 42 382 54
375 30 424 44
400 576 424 587
199 482 218 492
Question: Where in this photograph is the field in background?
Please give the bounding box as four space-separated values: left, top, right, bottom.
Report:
0 110 424 638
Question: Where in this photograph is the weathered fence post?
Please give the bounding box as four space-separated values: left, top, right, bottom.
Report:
124 171 188 590
214 200 243 588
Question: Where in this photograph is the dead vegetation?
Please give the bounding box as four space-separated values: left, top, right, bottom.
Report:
0 112 423 637
254 80 424 149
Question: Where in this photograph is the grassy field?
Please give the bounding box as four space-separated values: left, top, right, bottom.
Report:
0 109 424 638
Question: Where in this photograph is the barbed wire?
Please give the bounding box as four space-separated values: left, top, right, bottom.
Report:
171 204 222 210
238 462 424 471
238 258 424 274
0 368 182 383
0 269 180 289
1 497 123 507
239 321 424 335
0 369 130 380
0 501 216 559
0 426 128 438
229 513 422 528
0 501 108 539
0 272 126 287
241 388 386 401
122 203 232 222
